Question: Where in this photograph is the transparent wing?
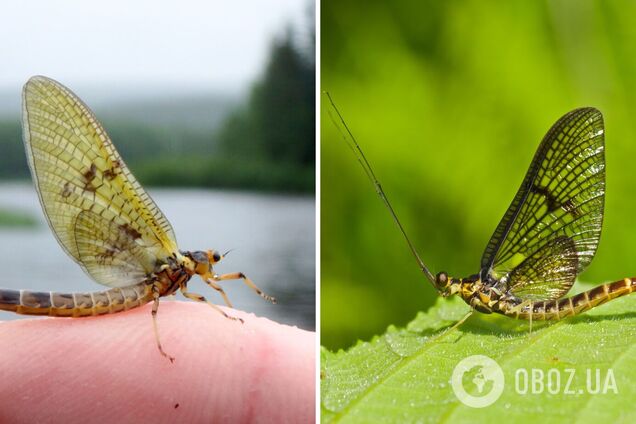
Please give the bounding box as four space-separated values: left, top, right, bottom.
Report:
506 236 578 301
481 108 604 283
22 76 178 287
74 211 156 287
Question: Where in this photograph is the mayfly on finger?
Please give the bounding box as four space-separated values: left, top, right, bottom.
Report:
0 76 276 362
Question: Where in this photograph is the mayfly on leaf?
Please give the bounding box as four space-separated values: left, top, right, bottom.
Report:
326 92 636 329
0 76 276 362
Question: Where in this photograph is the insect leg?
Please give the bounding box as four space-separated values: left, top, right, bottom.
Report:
442 310 473 335
205 278 234 308
509 298 535 333
180 285 243 323
151 289 175 363
212 272 277 304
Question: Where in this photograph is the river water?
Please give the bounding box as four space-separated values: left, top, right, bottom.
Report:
0 183 315 330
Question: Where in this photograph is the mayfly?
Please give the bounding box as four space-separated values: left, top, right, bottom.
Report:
0 76 276 361
326 92 636 327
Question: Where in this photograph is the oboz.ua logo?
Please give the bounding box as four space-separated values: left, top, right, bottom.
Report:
451 355 619 408
451 355 505 408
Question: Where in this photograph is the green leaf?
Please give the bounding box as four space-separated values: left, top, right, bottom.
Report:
321 283 636 423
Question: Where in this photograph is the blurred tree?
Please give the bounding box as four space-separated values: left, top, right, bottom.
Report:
0 5 315 193
219 25 315 168
0 121 28 179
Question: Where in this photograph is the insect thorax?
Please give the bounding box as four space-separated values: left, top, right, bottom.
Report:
450 272 511 314
153 253 193 296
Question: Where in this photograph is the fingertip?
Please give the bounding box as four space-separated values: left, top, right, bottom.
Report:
0 302 315 422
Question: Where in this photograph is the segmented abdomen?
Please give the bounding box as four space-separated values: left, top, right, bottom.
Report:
0 282 153 317
497 278 636 320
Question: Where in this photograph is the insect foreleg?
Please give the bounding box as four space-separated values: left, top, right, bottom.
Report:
204 278 234 308
180 285 243 323
446 310 473 334
210 272 277 304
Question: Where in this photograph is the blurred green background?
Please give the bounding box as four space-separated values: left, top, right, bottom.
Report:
322 0 636 350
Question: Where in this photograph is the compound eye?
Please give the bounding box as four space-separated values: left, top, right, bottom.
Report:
213 251 221 262
436 271 448 285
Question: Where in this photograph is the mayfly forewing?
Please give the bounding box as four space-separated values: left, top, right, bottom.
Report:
22 76 179 286
481 108 604 284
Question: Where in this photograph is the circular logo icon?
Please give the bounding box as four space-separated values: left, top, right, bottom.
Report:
451 355 504 408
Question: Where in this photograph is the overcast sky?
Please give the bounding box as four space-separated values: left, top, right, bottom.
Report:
0 0 312 98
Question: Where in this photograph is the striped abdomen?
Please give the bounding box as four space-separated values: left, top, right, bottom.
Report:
0 282 153 317
496 277 636 320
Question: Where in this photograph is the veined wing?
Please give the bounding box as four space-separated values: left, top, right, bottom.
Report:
506 235 578 301
74 210 157 286
22 76 178 287
481 108 604 286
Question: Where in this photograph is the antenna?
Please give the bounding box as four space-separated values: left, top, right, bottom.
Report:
324 91 437 286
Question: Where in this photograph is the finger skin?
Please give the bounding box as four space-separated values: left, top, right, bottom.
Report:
0 301 315 423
